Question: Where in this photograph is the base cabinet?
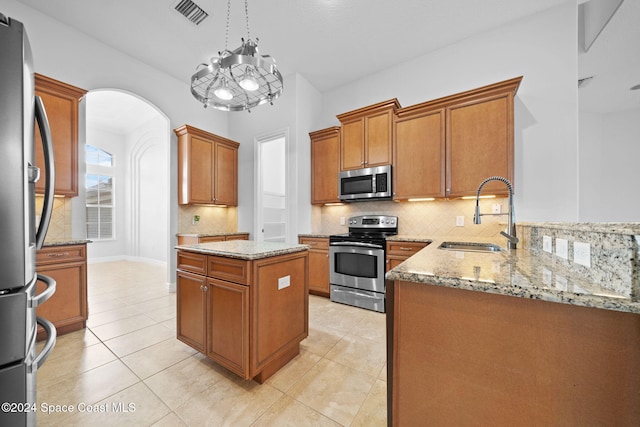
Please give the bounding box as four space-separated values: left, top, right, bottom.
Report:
388 280 640 425
176 249 308 382
385 240 430 272
206 278 249 375
177 233 250 245
298 237 329 296
36 244 88 339
176 270 207 352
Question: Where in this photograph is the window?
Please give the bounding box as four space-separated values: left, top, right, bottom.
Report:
85 145 114 240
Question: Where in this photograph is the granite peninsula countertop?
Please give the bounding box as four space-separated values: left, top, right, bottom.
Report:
386 234 640 314
176 240 309 260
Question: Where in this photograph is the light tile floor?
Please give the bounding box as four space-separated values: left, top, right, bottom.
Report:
36 261 387 426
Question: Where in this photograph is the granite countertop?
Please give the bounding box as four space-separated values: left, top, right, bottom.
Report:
298 233 332 238
43 239 91 247
386 236 640 314
176 240 309 260
176 232 250 237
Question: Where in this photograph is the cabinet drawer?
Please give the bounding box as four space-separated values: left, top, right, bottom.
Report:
207 256 250 286
225 233 249 241
177 251 208 275
200 236 225 243
386 241 430 257
36 244 86 265
298 237 329 251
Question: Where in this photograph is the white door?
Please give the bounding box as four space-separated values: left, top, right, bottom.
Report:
256 132 288 242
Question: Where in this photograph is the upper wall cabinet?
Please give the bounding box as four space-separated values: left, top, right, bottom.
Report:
174 125 239 206
309 127 341 205
393 77 522 200
35 74 87 197
337 99 400 171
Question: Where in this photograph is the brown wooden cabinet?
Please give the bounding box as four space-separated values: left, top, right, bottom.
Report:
337 99 400 171
177 233 249 245
36 244 88 339
174 125 239 206
298 236 330 296
176 249 308 383
309 127 341 204
393 109 446 200
35 74 87 197
393 77 521 200
386 240 430 272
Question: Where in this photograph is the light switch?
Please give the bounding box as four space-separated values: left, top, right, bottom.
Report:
278 275 290 290
456 216 464 227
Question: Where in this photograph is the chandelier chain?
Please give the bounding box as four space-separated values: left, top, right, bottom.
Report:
223 0 231 52
244 0 251 41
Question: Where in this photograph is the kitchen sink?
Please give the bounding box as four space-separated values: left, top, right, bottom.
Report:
438 241 504 253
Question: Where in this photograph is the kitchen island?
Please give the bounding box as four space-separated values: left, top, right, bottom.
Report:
175 240 309 383
386 223 640 426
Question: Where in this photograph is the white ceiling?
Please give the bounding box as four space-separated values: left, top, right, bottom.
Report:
19 0 570 92
16 0 638 130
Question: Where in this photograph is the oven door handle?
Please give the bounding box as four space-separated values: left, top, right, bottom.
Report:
330 241 384 249
331 288 385 300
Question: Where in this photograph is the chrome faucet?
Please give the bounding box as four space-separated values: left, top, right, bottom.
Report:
473 176 518 249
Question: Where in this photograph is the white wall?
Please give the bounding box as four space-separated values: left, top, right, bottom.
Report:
84 126 129 260
126 115 168 265
229 73 323 242
579 107 640 221
2 0 229 282
319 1 579 222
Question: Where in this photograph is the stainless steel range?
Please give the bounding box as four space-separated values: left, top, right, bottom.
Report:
329 215 398 313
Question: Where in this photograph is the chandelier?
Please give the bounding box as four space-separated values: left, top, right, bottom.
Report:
190 0 283 112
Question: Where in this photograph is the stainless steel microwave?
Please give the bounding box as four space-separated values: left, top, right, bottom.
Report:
338 165 392 201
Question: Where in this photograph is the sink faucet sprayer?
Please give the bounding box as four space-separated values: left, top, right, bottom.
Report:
473 176 518 249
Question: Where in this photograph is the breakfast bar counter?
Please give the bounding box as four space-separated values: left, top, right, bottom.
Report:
175 240 309 383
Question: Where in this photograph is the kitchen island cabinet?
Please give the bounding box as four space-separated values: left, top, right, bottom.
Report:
36 242 89 339
176 240 309 383
385 224 640 425
385 239 430 272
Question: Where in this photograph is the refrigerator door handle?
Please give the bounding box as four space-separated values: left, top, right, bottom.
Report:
30 273 56 308
34 95 55 250
31 317 57 372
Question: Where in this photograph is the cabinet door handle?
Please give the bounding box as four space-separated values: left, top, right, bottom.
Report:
47 252 69 257
399 247 413 251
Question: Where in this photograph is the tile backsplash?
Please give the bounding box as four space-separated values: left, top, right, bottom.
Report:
178 205 239 234
317 198 509 238
35 196 73 242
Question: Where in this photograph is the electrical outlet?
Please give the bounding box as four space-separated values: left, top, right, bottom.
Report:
573 242 591 267
278 275 290 290
555 238 568 259
340 217 346 226
492 203 501 214
543 236 552 253
456 216 464 227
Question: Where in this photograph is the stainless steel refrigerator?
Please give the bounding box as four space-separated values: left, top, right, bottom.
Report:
1 12 57 427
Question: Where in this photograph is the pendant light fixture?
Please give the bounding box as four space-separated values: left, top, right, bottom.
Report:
190 0 283 112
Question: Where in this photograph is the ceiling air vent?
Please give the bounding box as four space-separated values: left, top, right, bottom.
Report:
174 0 209 25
